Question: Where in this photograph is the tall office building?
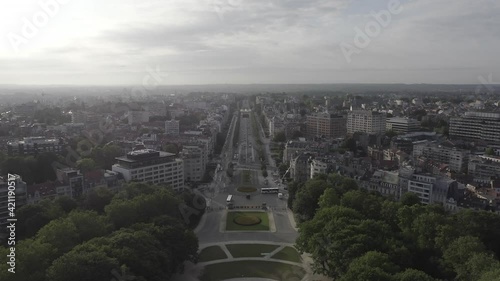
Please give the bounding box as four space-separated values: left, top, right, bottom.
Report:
347 110 386 135
165 120 180 135
181 145 207 182
112 149 184 191
449 112 500 143
306 113 346 139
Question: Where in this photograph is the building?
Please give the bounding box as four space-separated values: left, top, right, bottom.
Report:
413 142 470 173
165 119 180 135
181 145 207 183
112 149 184 191
7 137 64 156
290 153 313 183
450 112 500 143
347 110 386 135
306 113 346 139
386 117 420 134
399 167 456 205
0 174 27 229
369 170 401 198
310 159 328 179
468 156 500 183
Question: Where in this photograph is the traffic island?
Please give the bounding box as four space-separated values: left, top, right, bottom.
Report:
226 211 270 231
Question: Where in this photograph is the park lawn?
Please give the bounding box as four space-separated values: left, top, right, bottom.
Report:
199 246 227 262
199 261 305 281
271 246 302 263
226 244 279 258
226 211 270 231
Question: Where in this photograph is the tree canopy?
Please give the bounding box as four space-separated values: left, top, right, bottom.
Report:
292 173 500 281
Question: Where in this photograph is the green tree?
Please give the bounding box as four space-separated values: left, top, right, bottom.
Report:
293 179 333 221
37 218 80 254
82 186 114 213
0 239 58 281
164 143 179 155
400 192 421 206
273 131 286 142
339 251 399 281
76 158 97 173
46 250 119 281
485 147 495 156
443 236 486 279
54 196 78 213
394 268 437 281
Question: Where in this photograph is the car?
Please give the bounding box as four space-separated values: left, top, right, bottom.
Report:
278 193 284 199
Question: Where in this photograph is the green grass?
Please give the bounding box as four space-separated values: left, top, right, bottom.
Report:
271 246 302 263
199 246 227 262
199 261 305 281
226 212 269 231
241 170 252 184
226 244 279 258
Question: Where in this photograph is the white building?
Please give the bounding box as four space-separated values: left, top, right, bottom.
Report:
310 159 328 179
165 120 180 135
347 110 386 135
407 174 436 204
112 149 184 191
386 117 420 134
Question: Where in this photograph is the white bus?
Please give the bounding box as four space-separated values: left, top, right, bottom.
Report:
261 187 279 194
226 195 233 203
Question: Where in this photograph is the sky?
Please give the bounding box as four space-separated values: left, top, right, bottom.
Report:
1 0 499 85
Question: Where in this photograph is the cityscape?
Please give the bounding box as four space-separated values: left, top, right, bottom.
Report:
1 1 500 281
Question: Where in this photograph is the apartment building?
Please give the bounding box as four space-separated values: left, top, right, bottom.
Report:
386 117 420 134
310 159 328 179
347 110 386 135
7 137 64 156
290 153 313 183
181 145 207 182
413 141 470 173
112 149 184 191
399 167 456 205
306 113 346 139
450 112 500 143
0 174 27 229
468 156 500 183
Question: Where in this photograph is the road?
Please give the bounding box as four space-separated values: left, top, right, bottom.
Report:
197 100 297 245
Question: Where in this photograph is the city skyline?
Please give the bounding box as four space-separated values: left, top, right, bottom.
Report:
1 0 499 85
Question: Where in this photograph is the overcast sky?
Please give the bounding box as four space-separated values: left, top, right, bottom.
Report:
1 0 499 85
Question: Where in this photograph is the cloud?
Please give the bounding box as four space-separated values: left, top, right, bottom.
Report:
0 0 499 84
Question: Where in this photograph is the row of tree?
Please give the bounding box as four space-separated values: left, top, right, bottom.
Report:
290 174 500 281
0 183 203 281
1 152 59 185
